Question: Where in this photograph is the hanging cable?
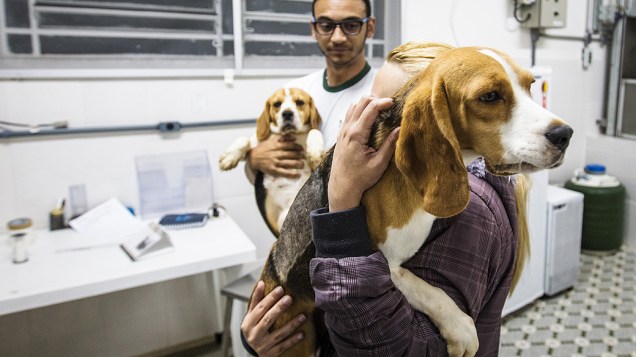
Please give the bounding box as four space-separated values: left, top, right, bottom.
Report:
513 0 532 23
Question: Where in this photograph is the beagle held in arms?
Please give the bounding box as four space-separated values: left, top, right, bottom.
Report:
219 87 324 237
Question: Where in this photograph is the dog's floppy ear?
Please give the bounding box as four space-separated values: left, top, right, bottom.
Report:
395 77 469 218
308 96 322 130
256 99 272 142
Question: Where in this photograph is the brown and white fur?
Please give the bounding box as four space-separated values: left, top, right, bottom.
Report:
219 88 324 236
257 47 573 357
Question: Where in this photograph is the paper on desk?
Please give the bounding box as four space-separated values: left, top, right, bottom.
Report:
66 198 146 248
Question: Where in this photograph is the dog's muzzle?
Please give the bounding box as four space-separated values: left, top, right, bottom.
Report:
281 110 297 132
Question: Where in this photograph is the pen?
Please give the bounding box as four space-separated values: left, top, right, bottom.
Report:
52 198 65 216
57 198 66 210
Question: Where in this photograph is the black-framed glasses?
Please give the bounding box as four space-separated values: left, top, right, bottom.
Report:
311 16 370 36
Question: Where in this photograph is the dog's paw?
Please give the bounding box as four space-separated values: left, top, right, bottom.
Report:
306 150 324 171
306 129 325 170
439 312 479 357
218 137 250 171
218 150 243 170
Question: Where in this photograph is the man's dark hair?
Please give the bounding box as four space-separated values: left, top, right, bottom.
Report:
312 0 371 18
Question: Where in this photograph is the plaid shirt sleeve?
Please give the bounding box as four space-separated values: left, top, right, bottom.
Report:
309 172 516 357
310 252 449 356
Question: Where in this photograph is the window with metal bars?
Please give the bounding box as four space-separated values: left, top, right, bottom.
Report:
0 0 398 73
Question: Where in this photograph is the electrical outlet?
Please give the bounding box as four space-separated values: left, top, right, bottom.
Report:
520 0 568 28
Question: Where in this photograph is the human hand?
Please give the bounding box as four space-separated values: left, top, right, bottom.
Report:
328 96 400 212
248 135 305 178
240 281 307 357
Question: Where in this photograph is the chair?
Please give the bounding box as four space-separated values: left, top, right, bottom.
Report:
220 273 258 357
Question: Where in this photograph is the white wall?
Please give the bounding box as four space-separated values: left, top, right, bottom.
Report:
1 0 635 354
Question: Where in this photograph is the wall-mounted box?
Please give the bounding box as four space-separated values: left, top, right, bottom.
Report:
520 0 568 28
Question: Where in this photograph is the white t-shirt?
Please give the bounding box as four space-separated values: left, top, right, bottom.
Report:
286 63 376 148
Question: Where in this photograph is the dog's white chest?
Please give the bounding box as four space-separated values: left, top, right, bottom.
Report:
378 209 436 268
263 168 311 208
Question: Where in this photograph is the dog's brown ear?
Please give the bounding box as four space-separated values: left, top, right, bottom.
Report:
308 96 322 130
395 78 469 218
256 100 272 141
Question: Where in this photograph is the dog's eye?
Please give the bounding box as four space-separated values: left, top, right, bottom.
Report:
295 100 305 106
479 91 501 103
273 101 282 108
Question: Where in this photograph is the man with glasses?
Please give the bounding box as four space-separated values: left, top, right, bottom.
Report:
240 1 377 356
245 0 376 181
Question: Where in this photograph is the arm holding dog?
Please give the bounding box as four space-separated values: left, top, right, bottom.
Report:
328 96 398 212
240 281 308 356
246 134 306 181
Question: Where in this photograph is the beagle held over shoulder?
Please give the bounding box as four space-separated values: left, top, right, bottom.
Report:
259 46 573 357
219 87 324 236
364 46 573 356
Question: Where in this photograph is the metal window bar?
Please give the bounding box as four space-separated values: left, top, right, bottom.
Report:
34 1 218 15
0 1 5 55
233 0 243 70
33 5 220 22
30 0 41 55
240 9 384 57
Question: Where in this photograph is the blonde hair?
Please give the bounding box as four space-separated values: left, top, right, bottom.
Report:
385 41 454 77
510 174 531 295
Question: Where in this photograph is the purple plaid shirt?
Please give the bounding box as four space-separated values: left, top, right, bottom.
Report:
309 159 518 356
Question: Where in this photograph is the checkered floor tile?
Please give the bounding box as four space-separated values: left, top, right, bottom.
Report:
500 246 636 357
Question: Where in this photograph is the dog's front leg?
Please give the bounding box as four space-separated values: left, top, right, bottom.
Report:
219 136 252 170
305 129 324 171
389 265 479 357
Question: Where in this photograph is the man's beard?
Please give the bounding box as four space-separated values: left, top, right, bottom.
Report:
320 44 365 68
318 30 368 68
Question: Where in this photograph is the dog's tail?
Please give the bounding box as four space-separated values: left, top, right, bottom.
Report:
510 173 531 295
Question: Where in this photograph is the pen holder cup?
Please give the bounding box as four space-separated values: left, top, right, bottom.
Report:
49 211 65 231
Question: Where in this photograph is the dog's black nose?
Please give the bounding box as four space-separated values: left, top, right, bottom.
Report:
282 110 294 122
545 124 573 151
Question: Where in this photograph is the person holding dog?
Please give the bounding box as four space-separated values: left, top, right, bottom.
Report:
241 40 520 356
245 0 376 181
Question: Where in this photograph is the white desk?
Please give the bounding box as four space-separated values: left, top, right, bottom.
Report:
0 214 257 317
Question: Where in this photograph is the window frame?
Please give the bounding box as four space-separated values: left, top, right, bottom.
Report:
0 0 401 79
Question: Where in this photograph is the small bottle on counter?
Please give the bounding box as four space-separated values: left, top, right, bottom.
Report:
8 217 32 264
